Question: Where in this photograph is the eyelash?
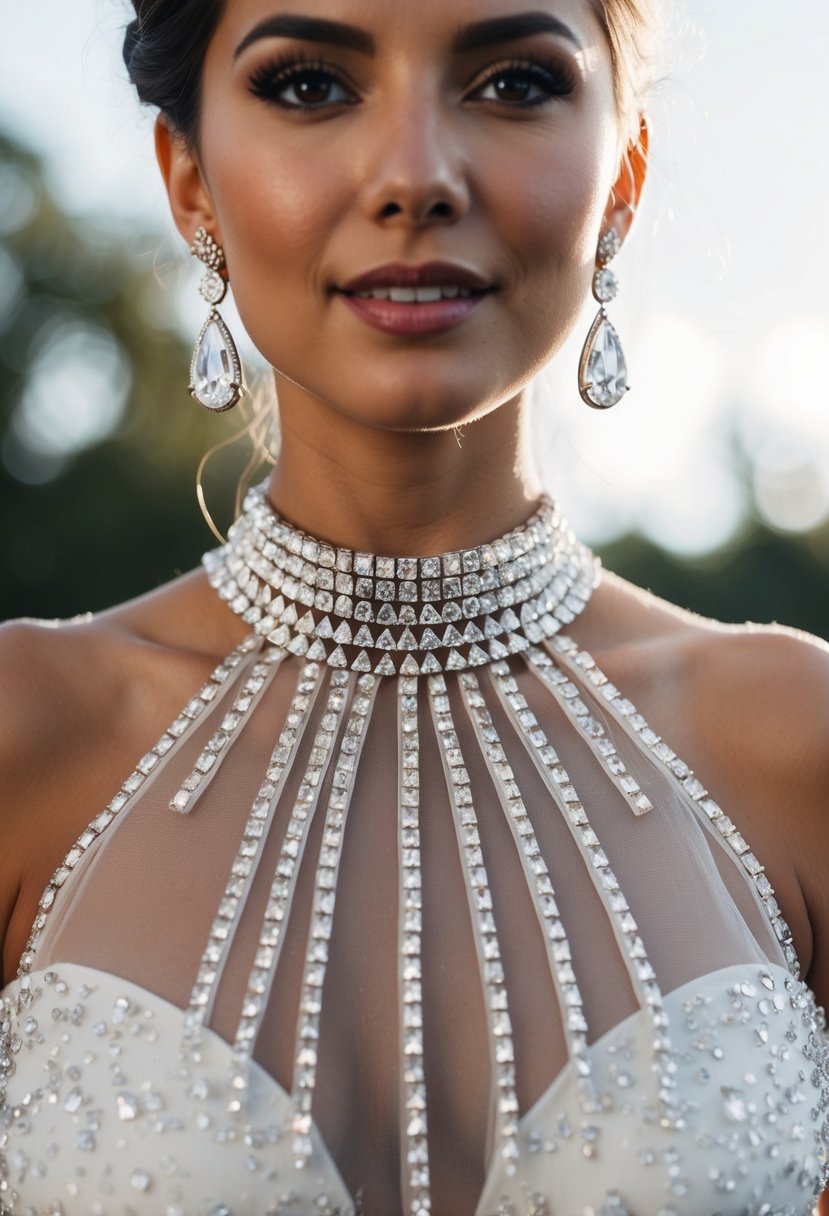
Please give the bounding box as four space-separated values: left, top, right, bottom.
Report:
247 51 577 111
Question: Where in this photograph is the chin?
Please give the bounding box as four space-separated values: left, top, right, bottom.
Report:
341 385 502 435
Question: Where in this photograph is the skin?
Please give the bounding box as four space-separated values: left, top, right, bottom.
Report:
1 0 828 1207
162 0 646 554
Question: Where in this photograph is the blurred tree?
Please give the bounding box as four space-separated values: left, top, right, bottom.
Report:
601 524 829 641
0 129 827 641
0 129 256 620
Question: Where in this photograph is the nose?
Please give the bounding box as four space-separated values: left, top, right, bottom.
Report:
359 84 471 228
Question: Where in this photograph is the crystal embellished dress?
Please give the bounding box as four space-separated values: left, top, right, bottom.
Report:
2 483 828 1216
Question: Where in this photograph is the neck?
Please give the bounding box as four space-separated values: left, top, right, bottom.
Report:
266 385 543 556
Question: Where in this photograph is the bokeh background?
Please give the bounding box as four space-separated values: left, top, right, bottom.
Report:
1 0 828 636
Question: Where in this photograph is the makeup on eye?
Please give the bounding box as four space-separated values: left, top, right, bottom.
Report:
470 56 577 103
247 50 578 110
247 50 357 108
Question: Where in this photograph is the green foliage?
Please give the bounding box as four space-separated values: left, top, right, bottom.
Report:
0 129 827 640
600 525 829 640
0 129 247 619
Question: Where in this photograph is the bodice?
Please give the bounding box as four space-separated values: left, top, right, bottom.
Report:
1 489 827 1216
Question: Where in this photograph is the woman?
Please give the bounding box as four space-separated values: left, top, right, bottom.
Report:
1 1 828 1213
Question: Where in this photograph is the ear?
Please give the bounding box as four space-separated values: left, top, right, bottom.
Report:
602 114 650 244
154 116 220 247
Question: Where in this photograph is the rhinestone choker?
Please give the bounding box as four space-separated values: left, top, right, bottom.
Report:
204 482 600 675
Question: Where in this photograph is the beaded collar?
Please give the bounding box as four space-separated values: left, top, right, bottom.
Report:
204 482 600 675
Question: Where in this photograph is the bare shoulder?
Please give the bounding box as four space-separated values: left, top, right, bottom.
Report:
0 570 248 981
0 569 244 776
586 570 829 1000
590 569 829 750
671 617 829 1004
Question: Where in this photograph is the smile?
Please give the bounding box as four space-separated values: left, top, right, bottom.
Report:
335 288 491 337
349 285 480 302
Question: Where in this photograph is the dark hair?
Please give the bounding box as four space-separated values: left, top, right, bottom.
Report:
124 0 660 147
123 0 226 147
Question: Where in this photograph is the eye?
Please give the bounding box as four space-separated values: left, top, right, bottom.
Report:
470 57 577 106
248 54 356 110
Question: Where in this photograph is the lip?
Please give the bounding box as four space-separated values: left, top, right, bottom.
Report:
335 260 495 337
338 291 488 337
338 260 493 294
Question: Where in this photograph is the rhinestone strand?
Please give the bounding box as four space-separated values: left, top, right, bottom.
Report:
170 647 284 814
397 674 431 1216
291 674 379 1168
549 635 801 979
203 482 600 676
183 660 324 1047
427 674 522 1178
207 540 596 676
229 670 352 1093
17 636 261 979
235 481 565 605
457 672 597 1112
490 661 682 1133
525 650 653 817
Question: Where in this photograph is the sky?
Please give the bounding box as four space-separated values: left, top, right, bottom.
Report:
1 0 828 553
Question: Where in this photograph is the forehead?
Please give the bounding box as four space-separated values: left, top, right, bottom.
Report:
213 0 609 56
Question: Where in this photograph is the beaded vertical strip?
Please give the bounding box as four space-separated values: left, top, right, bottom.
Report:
182 660 324 1052
490 662 682 1133
525 649 653 817
548 635 802 978
290 674 379 1167
428 674 522 1178
16 637 261 979
228 671 352 1096
170 648 284 814
397 674 432 1216
457 672 598 1113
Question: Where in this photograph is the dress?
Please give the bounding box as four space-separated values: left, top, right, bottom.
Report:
1 484 828 1216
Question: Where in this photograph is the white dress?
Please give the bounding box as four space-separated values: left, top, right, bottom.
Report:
2 486 827 1216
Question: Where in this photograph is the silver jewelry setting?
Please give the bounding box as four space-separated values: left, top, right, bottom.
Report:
204 483 601 676
188 226 244 413
578 226 630 410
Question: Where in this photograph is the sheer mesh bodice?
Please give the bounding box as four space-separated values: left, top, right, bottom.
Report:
2 492 828 1216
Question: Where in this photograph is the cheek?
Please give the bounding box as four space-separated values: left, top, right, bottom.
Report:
476 117 619 345
501 134 614 284
200 116 344 318
474 177 587 372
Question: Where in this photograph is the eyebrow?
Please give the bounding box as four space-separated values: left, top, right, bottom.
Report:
234 10 582 61
454 12 583 53
234 16 375 59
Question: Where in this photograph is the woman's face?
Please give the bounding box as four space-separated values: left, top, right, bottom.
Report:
188 0 625 432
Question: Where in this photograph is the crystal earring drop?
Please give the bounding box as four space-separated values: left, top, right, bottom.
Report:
578 227 629 409
188 226 244 412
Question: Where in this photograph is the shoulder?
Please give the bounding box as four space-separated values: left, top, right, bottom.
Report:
678 621 829 1003
0 614 120 773
0 569 247 766
587 572 829 995
590 569 829 759
0 570 251 983
680 620 829 758
0 569 248 853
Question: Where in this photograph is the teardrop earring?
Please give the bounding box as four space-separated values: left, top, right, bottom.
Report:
578 227 629 410
188 226 244 412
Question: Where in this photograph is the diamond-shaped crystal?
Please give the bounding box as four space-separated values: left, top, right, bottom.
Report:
580 314 628 409
190 313 240 411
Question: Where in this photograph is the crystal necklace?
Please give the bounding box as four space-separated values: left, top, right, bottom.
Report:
204 482 600 675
